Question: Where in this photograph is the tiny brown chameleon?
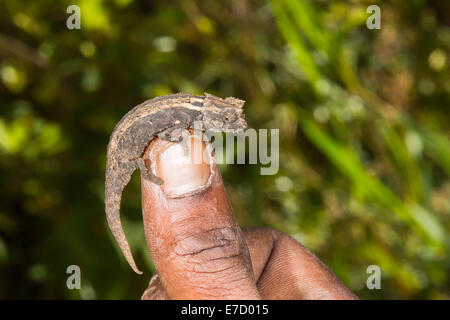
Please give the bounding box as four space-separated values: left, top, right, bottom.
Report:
105 93 247 274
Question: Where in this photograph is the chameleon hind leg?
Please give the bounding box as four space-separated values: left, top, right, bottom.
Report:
134 158 163 185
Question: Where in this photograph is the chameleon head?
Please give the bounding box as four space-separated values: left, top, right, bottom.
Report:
202 93 247 133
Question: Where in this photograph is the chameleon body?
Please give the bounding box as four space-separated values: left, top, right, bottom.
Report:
105 93 247 274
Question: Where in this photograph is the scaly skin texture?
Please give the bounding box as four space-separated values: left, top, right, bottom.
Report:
105 92 247 274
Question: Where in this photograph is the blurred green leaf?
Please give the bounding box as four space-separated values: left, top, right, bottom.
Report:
296 109 446 246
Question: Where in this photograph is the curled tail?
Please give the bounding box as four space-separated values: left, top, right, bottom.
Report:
105 165 143 274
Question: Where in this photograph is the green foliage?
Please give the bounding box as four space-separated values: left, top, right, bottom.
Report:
0 0 449 299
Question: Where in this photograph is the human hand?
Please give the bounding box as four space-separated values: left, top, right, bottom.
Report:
140 134 357 300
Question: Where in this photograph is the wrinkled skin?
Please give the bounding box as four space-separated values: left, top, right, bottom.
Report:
139 137 358 300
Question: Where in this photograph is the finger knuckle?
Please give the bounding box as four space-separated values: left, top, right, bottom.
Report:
171 226 245 273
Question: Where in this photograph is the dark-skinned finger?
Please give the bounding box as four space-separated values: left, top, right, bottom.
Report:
140 134 260 300
142 227 357 300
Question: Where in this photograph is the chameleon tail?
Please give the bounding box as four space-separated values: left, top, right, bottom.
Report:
105 184 143 275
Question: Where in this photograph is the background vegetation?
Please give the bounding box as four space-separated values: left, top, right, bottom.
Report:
0 0 449 299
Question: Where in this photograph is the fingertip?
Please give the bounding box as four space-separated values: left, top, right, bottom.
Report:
143 135 214 198
139 134 258 299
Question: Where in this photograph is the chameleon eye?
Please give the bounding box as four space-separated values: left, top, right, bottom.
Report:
222 111 237 123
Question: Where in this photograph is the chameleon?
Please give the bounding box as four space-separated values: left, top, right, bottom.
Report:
105 92 247 274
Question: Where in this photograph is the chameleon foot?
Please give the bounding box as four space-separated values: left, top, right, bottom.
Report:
158 128 190 156
134 158 163 185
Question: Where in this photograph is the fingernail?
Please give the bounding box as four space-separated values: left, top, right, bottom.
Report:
151 136 212 198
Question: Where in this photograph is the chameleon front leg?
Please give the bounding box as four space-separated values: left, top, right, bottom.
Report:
158 127 183 142
134 158 163 185
158 127 191 156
